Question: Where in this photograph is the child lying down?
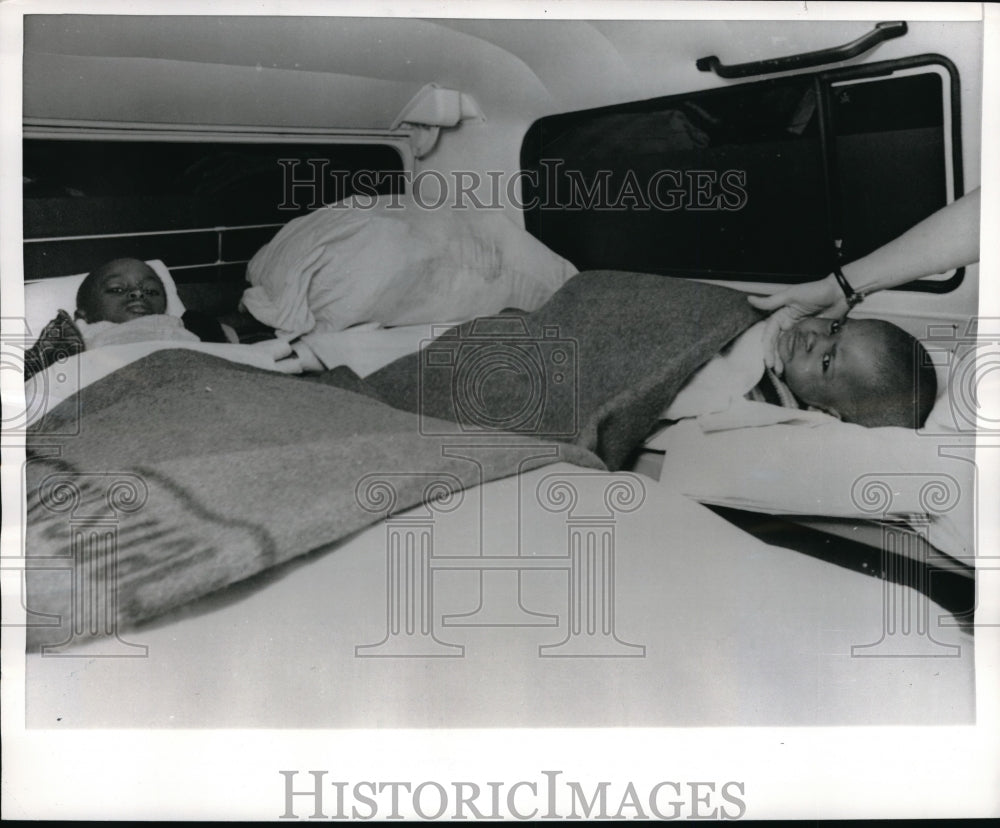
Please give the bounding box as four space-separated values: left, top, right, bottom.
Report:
24 258 303 379
298 287 937 433
660 313 937 430
291 271 937 477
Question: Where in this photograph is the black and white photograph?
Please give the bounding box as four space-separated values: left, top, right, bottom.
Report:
2 0 998 820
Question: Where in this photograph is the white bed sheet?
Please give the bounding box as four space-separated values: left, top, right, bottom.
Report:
647 419 977 564
23 339 308 427
299 320 446 377
22 322 447 428
25 463 973 729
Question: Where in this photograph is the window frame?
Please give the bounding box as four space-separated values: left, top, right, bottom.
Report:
21 122 411 283
519 53 965 294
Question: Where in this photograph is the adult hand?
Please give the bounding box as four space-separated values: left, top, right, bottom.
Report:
747 275 846 374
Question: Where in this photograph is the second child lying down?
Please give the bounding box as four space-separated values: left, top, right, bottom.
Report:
295 273 936 434
24 258 303 379
660 314 936 431
299 270 936 470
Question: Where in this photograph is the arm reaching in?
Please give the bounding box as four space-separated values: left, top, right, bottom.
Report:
749 188 981 372
748 275 846 373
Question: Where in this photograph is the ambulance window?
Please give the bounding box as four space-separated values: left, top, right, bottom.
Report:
23 139 405 280
521 57 962 292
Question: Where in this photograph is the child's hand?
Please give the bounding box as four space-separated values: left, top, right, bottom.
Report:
748 276 846 374
247 338 306 373
288 338 325 372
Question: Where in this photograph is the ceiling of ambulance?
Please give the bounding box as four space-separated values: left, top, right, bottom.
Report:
22 15 957 131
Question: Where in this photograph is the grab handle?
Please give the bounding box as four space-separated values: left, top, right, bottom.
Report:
696 21 908 79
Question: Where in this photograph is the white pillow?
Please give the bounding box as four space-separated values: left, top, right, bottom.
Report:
23 259 184 346
241 194 578 336
648 415 975 563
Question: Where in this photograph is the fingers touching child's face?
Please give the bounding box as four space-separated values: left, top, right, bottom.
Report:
776 317 884 420
80 259 167 323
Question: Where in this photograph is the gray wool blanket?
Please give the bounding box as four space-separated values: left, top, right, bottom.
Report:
341 270 765 471
24 271 762 646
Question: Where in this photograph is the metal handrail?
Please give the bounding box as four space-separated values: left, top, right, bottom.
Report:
696 21 908 79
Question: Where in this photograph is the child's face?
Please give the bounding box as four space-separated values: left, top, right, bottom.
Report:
79 259 167 324
777 317 885 421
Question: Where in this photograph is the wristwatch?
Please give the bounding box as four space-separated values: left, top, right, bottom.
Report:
832 265 866 310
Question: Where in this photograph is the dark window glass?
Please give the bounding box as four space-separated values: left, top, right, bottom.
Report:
521 58 960 291
830 73 947 264
23 140 405 238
